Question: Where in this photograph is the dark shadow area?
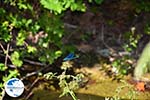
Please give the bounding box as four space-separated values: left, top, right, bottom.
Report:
74 51 100 68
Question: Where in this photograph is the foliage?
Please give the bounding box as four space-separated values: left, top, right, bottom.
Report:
0 0 86 97
88 0 104 4
105 80 137 100
44 61 84 100
113 80 137 100
111 56 133 76
2 70 19 82
10 51 23 67
123 27 140 52
1 0 150 99
40 0 86 14
0 69 19 91
4 0 32 10
144 23 150 35
0 1 36 92
133 0 150 13
0 63 7 71
111 27 139 76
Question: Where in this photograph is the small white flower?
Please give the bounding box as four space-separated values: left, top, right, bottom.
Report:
112 67 119 74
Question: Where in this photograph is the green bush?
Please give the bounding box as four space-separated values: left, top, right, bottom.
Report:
133 0 150 13
0 0 86 98
1 0 148 99
144 23 150 35
40 0 86 14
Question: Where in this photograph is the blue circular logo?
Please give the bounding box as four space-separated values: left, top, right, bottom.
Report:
5 78 24 97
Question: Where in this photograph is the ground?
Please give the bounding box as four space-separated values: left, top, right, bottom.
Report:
30 66 150 100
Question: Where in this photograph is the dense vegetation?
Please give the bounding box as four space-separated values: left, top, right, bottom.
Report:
1 0 150 99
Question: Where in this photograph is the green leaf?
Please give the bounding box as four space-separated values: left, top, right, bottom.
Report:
27 45 37 53
40 0 86 14
2 33 12 42
94 0 103 4
2 70 19 82
0 83 3 88
17 2 28 9
16 30 26 46
71 3 78 11
0 21 12 42
0 63 7 71
121 69 127 75
11 51 23 67
8 70 19 78
25 19 32 28
88 0 92 3
55 50 62 58
40 0 63 14
0 8 6 15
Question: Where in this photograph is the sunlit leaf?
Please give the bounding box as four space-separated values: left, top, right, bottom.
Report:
11 51 23 67
0 63 7 71
16 30 26 46
27 45 37 53
2 70 19 82
55 50 62 57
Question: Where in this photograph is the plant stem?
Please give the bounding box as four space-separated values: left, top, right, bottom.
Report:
64 80 78 100
69 91 78 100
